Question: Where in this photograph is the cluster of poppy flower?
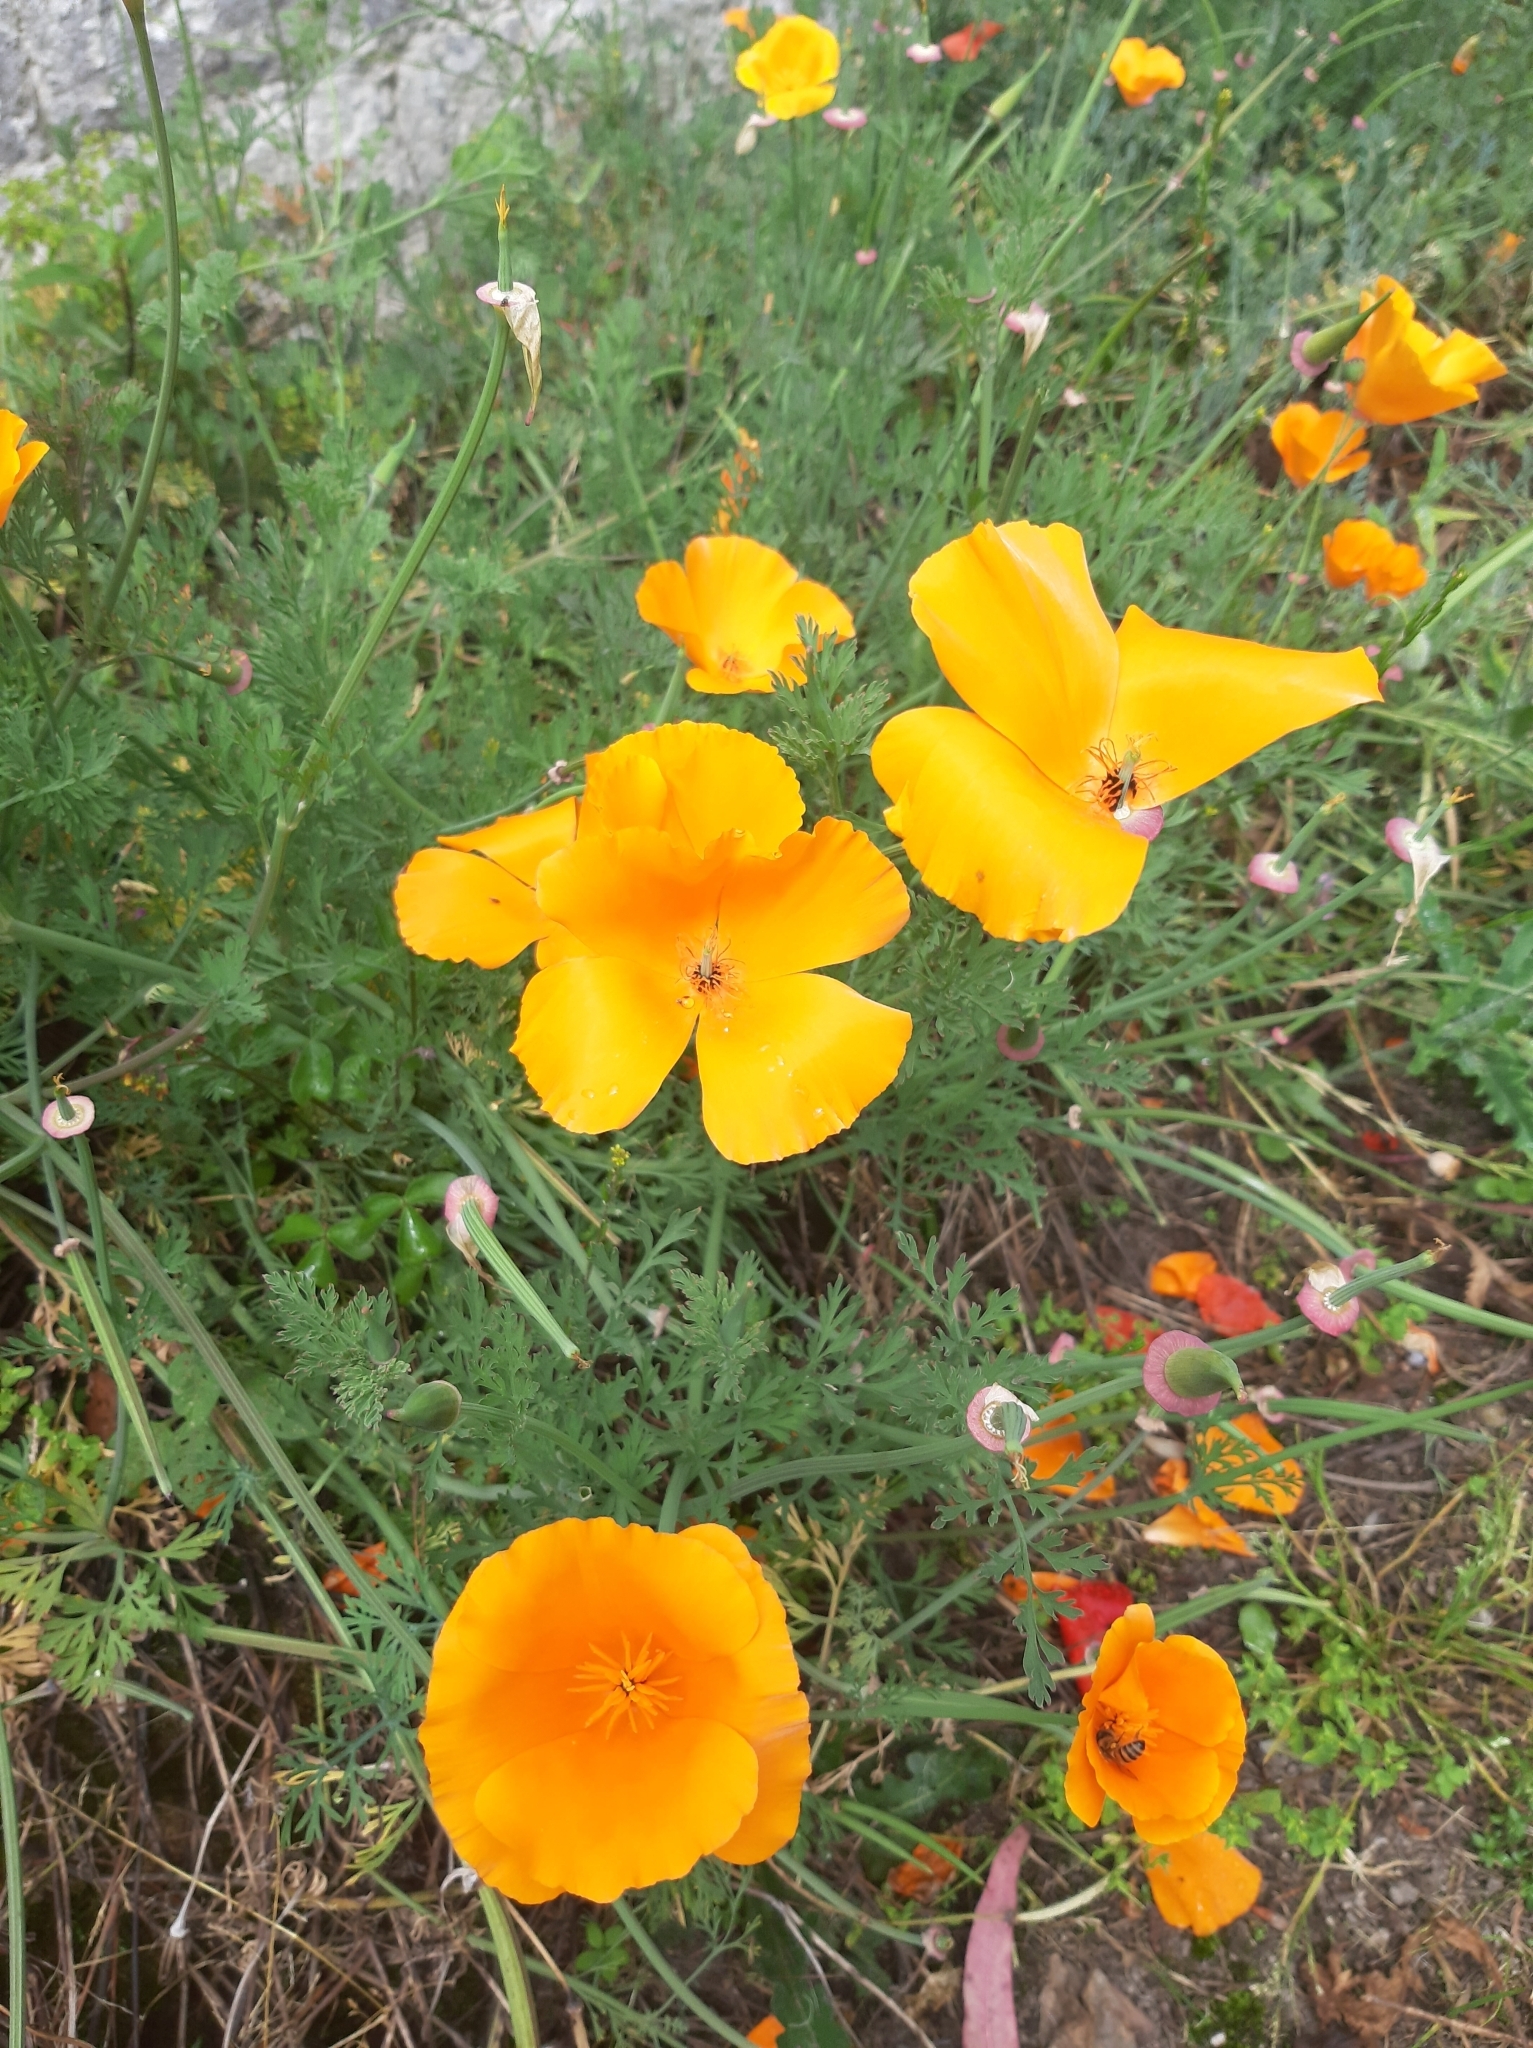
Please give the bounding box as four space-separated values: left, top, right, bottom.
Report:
1270 275 1505 602
396 520 1380 1160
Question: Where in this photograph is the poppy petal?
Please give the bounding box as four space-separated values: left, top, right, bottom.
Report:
696 972 910 1163
513 955 694 1132
1091 1603 1156 1693
908 519 1118 791
681 534 803 690
438 796 579 871
872 707 1146 942
1064 1721 1106 1826
1110 606 1381 803
768 575 856 684
1134 1636 1244 1746
393 850 547 968
635 558 702 649
716 817 909 979
475 1716 760 1902
582 723 804 858
536 827 726 964
1146 1832 1262 1935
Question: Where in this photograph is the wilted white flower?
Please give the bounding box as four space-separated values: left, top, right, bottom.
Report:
477 281 542 421
1003 299 1050 362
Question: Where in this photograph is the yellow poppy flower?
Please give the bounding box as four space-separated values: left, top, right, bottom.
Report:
1269 402 1370 487
636 534 854 695
735 13 841 120
513 724 910 1164
870 520 1380 944
1064 1604 1246 1846
1109 37 1185 106
422 1518 810 1903
1345 274 1506 426
1146 1832 1262 1934
393 798 578 968
1322 520 1427 603
0 411 48 527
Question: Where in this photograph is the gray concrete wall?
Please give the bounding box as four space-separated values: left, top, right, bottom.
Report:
2 0 722 200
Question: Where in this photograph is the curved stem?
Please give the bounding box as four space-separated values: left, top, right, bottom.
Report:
92 2 183 653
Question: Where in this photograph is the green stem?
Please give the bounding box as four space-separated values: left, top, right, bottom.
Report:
1045 0 1142 190
459 1198 583 1363
1267 479 1329 638
0 1702 25 2048
65 1251 171 1496
611 1897 761 2048
481 1887 539 2048
653 649 689 723
91 1 183 649
244 315 508 950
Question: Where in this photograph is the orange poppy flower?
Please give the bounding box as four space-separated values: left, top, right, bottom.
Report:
1149 1249 1219 1299
1450 35 1478 75
735 14 841 119
941 19 1003 60
1142 1498 1255 1558
1146 1831 1262 1934
1064 1604 1246 1845
513 725 911 1164
1197 1412 1305 1516
1268 402 1371 486
636 535 854 695
1322 520 1428 603
1345 275 1505 426
422 1517 810 1904
0 411 48 527
1109 37 1186 106
393 798 578 968
870 520 1379 943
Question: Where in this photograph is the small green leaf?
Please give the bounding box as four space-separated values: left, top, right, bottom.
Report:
291 1040 336 1105
403 1171 456 1209
268 1212 325 1246
397 1207 445 1265
294 1238 337 1289
1238 1602 1279 1656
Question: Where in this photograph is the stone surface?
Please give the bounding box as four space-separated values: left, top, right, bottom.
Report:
2 0 724 199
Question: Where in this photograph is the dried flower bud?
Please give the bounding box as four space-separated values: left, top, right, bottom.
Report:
477 281 542 421
1003 300 1050 362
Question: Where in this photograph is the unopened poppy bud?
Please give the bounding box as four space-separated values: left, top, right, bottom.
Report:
1143 1330 1242 1416
1247 852 1299 894
41 1094 95 1139
965 1383 1037 1453
222 650 253 696
386 1380 463 1432
443 1174 498 1254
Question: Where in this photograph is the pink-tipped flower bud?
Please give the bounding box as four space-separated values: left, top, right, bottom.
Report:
443 1174 498 1254
997 1023 1045 1063
823 105 868 129
1290 329 1328 377
965 1383 1036 1453
1248 852 1300 895
1047 1331 1076 1365
1143 1330 1244 1416
853 247 879 266
906 40 943 62
223 651 253 697
41 1094 95 1139
1003 300 1050 362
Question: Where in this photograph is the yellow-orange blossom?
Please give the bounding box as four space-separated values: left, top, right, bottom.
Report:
1066 1604 1246 1844
0 411 48 527
871 520 1380 944
422 1518 809 1902
735 14 841 119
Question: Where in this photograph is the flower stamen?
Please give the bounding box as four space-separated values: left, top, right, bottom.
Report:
573 1634 679 1736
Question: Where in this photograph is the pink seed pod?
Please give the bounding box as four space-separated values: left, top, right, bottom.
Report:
1298 1248 1375 1335
1248 852 1300 894
823 105 868 129
996 1023 1045 1063
1143 1330 1242 1416
41 1095 95 1139
443 1174 498 1254
965 1383 1036 1453
1117 803 1164 841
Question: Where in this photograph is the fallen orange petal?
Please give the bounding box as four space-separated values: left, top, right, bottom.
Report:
1146 1830 1262 1933
888 1836 964 1900
1142 1500 1255 1557
746 2021 784 2048
1198 1413 1305 1516
1151 1456 1190 1497
1194 1271 1280 1337
1149 1249 1220 1299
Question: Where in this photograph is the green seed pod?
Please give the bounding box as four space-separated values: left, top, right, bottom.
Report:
386 1380 462 1432
1161 1347 1243 1400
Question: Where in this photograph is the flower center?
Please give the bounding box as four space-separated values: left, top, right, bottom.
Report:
1083 738 1162 818
678 930 743 1010
573 1634 679 1736
717 648 751 679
